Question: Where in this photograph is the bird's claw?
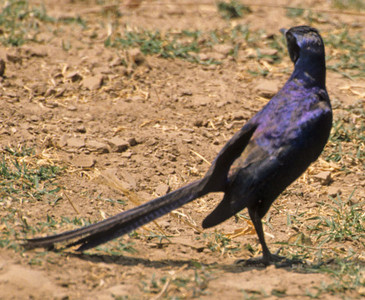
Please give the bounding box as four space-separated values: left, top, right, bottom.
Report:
235 250 303 268
235 254 285 267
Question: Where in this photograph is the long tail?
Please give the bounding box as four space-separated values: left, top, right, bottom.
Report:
25 179 207 251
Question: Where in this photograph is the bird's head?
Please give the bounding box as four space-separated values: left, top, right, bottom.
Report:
281 26 325 64
281 26 326 87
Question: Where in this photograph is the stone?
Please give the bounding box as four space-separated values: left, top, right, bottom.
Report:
67 71 83 82
198 53 209 61
155 183 170 196
119 170 137 189
82 75 104 90
67 137 85 148
6 53 22 64
231 111 247 121
259 48 278 56
72 154 96 168
127 48 145 66
327 186 341 197
213 44 233 56
180 89 193 96
86 140 110 153
216 99 230 108
255 79 280 98
314 171 332 185
109 57 124 67
107 137 129 152
22 45 48 57
128 137 138 146
68 105 77 111
59 135 69 147
75 125 86 133
192 97 210 106
0 59 5 77
45 101 58 108
193 119 203 127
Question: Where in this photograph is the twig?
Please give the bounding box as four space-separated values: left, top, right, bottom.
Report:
151 278 171 300
64 192 80 215
191 150 211 165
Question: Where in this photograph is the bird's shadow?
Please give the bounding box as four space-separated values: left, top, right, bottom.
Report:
66 250 235 271
63 250 353 275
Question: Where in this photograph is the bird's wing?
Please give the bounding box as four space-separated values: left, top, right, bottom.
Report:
199 121 258 193
202 141 275 228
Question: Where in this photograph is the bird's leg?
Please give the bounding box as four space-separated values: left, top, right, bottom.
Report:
236 207 285 266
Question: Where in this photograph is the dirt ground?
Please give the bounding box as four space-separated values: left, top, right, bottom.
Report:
0 0 364 299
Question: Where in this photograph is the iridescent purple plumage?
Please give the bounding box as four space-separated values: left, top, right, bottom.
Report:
26 26 332 266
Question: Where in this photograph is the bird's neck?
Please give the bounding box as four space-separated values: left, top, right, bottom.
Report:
290 53 326 88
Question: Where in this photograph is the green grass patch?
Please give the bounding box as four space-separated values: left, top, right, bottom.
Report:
217 0 251 19
308 190 364 246
0 145 64 250
0 0 53 46
0 0 86 46
107 25 365 79
325 29 365 78
202 231 243 256
286 7 305 18
332 0 365 10
0 146 62 202
309 259 365 297
105 25 286 69
105 29 218 65
325 104 364 168
140 266 213 298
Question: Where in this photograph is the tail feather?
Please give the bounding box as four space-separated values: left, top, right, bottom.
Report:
25 179 205 250
25 120 257 251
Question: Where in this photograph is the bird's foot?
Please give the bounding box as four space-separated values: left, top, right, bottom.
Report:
235 249 303 267
235 253 284 267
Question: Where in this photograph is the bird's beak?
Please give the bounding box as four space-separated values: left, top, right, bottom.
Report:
279 28 287 35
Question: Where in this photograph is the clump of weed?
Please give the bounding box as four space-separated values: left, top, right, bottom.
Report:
217 0 251 19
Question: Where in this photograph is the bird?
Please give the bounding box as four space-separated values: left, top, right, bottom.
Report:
25 26 332 266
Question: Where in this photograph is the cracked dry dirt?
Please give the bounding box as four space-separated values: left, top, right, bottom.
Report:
0 1 364 299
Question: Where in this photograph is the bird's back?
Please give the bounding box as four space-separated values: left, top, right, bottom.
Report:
204 78 332 226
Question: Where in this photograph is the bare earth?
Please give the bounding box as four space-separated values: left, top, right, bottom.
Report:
0 0 364 299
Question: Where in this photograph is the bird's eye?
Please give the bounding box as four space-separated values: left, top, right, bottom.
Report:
286 32 300 63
